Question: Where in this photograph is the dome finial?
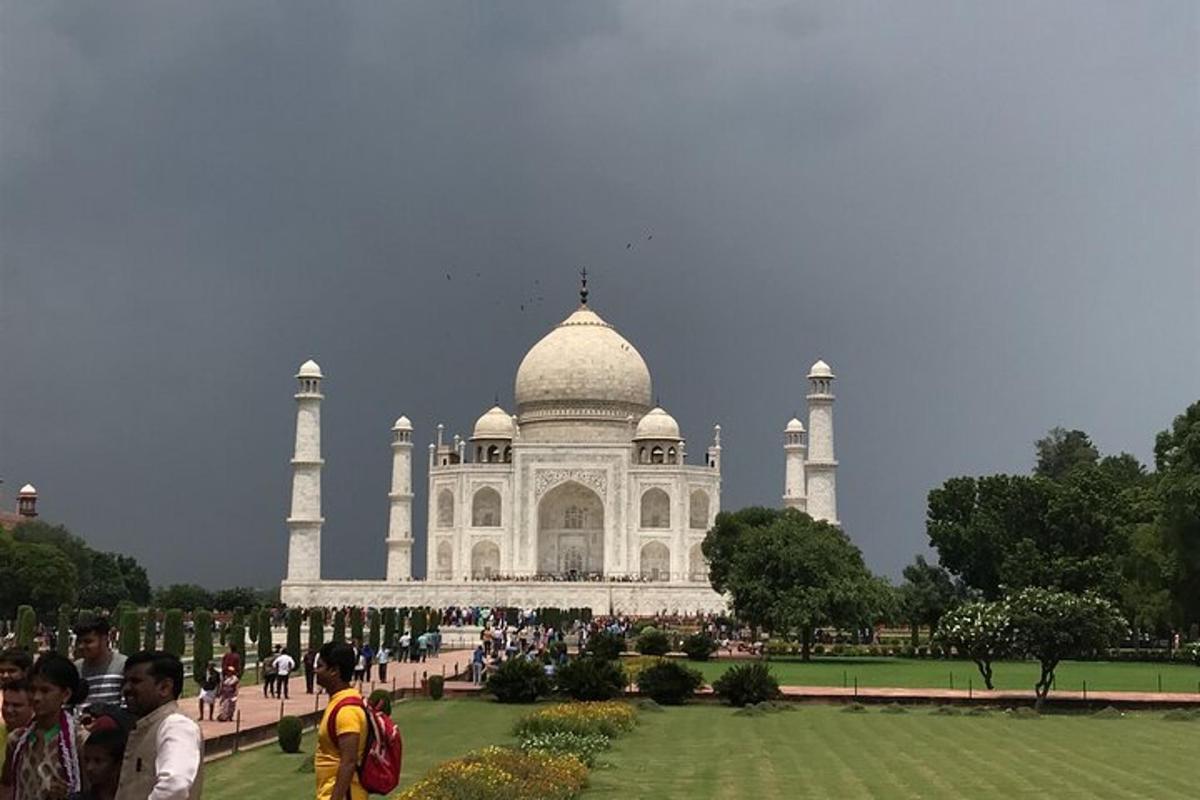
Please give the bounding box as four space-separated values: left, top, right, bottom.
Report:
579 267 589 306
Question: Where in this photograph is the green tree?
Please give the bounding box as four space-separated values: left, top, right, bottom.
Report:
214 587 259 612
308 608 326 651
936 600 1012 690
350 607 364 644
1007 588 1126 709
79 551 132 609
248 606 261 643
332 609 346 643
56 604 72 655
154 584 214 611
118 608 141 656
702 507 887 661
898 555 959 643
1034 427 1100 480
382 608 397 649
143 608 158 650
115 555 152 605
286 608 302 658
1154 400 1200 628
257 608 274 662
0 540 79 616
368 608 381 651
227 624 246 675
163 609 185 658
16 605 36 650
193 609 214 682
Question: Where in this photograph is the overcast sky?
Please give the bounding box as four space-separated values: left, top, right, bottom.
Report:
2 1 1197 590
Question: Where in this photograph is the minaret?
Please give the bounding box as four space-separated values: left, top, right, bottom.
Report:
706 425 722 470
286 359 324 581
783 418 807 511
385 416 414 581
805 359 838 524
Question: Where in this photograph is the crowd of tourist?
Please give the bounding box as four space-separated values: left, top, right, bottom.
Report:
0 616 203 799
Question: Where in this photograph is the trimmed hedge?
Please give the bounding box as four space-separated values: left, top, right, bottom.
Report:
163 609 185 658
636 659 704 705
586 630 626 661
683 632 717 661
555 657 628 701
636 627 671 656
429 674 445 700
486 657 552 704
193 609 214 683
277 716 303 753
712 662 781 707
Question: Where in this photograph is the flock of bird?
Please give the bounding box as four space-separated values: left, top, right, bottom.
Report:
438 232 656 313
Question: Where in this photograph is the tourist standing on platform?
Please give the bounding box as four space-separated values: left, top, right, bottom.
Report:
314 642 367 800
74 618 126 706
216 666 239 722
274 649 295 700
220 643 241 678
6 653 86 799
376 644 390 684
359 643 374 684
262 646 279 698
416 633 429 663
116 651 202 800
351 641 366 685
397 632 411 663
197 664 219 722
303 647 318 694
471 646 485 685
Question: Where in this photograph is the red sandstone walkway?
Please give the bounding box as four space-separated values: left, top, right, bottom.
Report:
196 650 470 740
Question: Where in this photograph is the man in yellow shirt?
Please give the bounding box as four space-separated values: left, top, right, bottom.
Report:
314 642 367 800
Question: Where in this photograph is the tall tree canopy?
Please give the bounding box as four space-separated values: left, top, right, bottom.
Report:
1154 400 1200 626
703 507 888 660
1034 427 1099 480
897 555 960 639
7 519 150 608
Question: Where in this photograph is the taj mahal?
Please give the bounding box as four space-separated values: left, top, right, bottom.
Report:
280 278 839 615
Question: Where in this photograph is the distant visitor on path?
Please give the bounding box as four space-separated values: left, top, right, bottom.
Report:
216 666 239 722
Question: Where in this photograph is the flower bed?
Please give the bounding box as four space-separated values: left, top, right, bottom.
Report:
514 701 637 739
396 746 588 800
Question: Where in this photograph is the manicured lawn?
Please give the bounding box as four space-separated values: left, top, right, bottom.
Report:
203 697 1199 799
202 698 528 799
583 704 1200 799
681 657 1200 694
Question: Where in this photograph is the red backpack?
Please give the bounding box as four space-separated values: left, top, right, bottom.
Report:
326 695 403 794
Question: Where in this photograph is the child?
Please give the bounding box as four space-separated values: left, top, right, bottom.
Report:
0 651 32 689
8 653 86 799
198 663 220 721
1 680 34 793
78 728 125 800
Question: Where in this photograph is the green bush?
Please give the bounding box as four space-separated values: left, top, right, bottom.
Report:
119 608 141 656
586 630 626 661
227 623 245 670
350 607 364 644
308 608 325 651
143 608 158 650
368 608 381 651
257 608 274 661
332 609 346 643
486 657 552 704
683 632 717 661
193 609 214 683
712 662 780 707
277 716 303 753
555 657 627 701
636 627 670 656
635 659 703 705
429 675 445 700
56 604 72 656
163 609 185 658
368 689 393 715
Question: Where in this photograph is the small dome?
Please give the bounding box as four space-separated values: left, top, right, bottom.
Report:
634 407 681 441
18 483 36 495
297 359 323 378
472 405 516 440
808 359 834 379
392 416 412 431
785 417 805 433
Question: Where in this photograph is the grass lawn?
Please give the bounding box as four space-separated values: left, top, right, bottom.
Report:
202 698 528 799
203 697 1199 799
681 657 1200 694
582 704 1200 799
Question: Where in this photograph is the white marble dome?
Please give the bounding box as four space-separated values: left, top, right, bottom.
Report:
392 415 412 431
808 359 834 378
634 407 681 441
18 483 36 495
472 405 516 440
785 417 805 433
515 307 653 413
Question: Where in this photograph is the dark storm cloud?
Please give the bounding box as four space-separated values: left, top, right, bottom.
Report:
2 1 1196 587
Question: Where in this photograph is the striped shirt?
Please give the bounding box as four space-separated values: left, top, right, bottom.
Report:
75 652 127 706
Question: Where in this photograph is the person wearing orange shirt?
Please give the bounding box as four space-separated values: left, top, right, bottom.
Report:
313 643 366 800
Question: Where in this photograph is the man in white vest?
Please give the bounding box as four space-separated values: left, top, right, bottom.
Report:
116 651 203 800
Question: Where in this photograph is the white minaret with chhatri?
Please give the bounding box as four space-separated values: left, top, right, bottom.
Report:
385 415 414 581
804 359 838 524
783 417 807 510
286 359 324 581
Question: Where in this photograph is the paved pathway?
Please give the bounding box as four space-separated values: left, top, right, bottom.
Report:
195 650 470 741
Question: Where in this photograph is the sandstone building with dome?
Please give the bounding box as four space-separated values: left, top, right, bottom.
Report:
280 280 839 614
